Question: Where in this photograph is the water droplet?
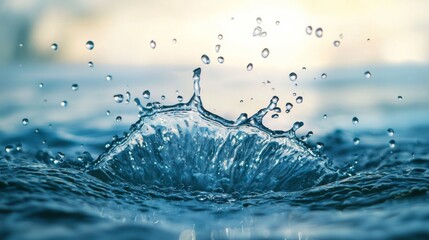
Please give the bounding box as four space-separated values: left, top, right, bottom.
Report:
321 73 327 79
161 95 166 100
113 94 124 103
201 54 210 64
260 32 267 37
16 143 22 152
88 61 94 68
352 117 359 125
19 43 23 47
333 40 340 47
353 137 360 145
106 110 110 116
22 118 29 126
296 96 303 104
218 34 223 40
316 142 324 150
71 84 79 91
142 90 151 99
275 21 280 25
364 71 371 79
397 96 403 100
305 26 313 35
323 114 327 119
86 41 94 50
116 116 122 122
125 91 131 104
5 146 13 153
177 95 183 102
253 27 262 36
215 44 221 53
217 56 224 64
389 139 396 149
256 17 262 24
172 38 177 44
387 128 394 137
315 28 323 38
246 63 253 71
289 72 297 81
261 48 270 58
39 83 44 88
60 100 68 107
271 114 279 119
106 75 112 81
292 121 304 131
51 43 58 51
150 40 156 49
285 102 293 113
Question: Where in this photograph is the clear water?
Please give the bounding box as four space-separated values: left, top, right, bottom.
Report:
1 64 429 240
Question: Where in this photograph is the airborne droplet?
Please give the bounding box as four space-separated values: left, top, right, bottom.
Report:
71 84 79 91
253 27 262 36
275 21 280 25
106 75 112 81
60 101 68 108
333 40 340 47
315 28 323 38
387 128 394 137
113 94 124 103
172 38 177 44
389 139 396 149
296 96 303 104
142 90 151 99
88 61 94 68
22 118 29 126
116 116 122 122
150 40 156 49
86 41 94 50
177 95 183 102
246 63 253 71
261 48 270 58
201 54 210 64
256 17 262 24
215 44 221 53
397 96 403 100
321 73 327 79
218 34 223 40
306 26 313 35
352 117 359 125
353 137 360 145
51 43 58 51
289 72 297 81
364 71 371 79
285 102 293 113
217 56 224 64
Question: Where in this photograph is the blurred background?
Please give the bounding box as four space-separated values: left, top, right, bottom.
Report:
0 0 428 152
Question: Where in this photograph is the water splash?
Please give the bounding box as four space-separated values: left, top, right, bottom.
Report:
89 69 339 193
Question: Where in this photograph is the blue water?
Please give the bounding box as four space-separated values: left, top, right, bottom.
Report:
1 66 429 239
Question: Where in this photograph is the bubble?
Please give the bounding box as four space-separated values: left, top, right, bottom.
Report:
217 56 224 64
172 38 177 44
271 114 279 119
246 63 253 71
285 102 293 113
256 17 262 24
51 43 58 51
261 48 270 58
177 95 183 102
306 26 313 35
275 21 280 25
88 61 94 68
321 73 327 79
22 118 29 126
353 137 360 145
389 139 396 149
5 146 13 153
106 110 110 116
387 128 394 137
218 34 223 40
289 72 297 81
352 117 359 125
106 75 112 81
364 71 371 79
215 44 221 53
333 40 340 47
161 95 166 100
142 90 151 99
201 54 210 64
113 94 124 103
296 96 303 104
116 116 122 122
60 100 68 107
397 96 403 100
71 84 79 91
315 28 323 38
86 41 94 50
323 114 327 119
253 27 262 36
150 40 156 49
39 83 44 88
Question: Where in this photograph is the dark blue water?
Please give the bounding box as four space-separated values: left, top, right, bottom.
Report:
1 66 429 239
